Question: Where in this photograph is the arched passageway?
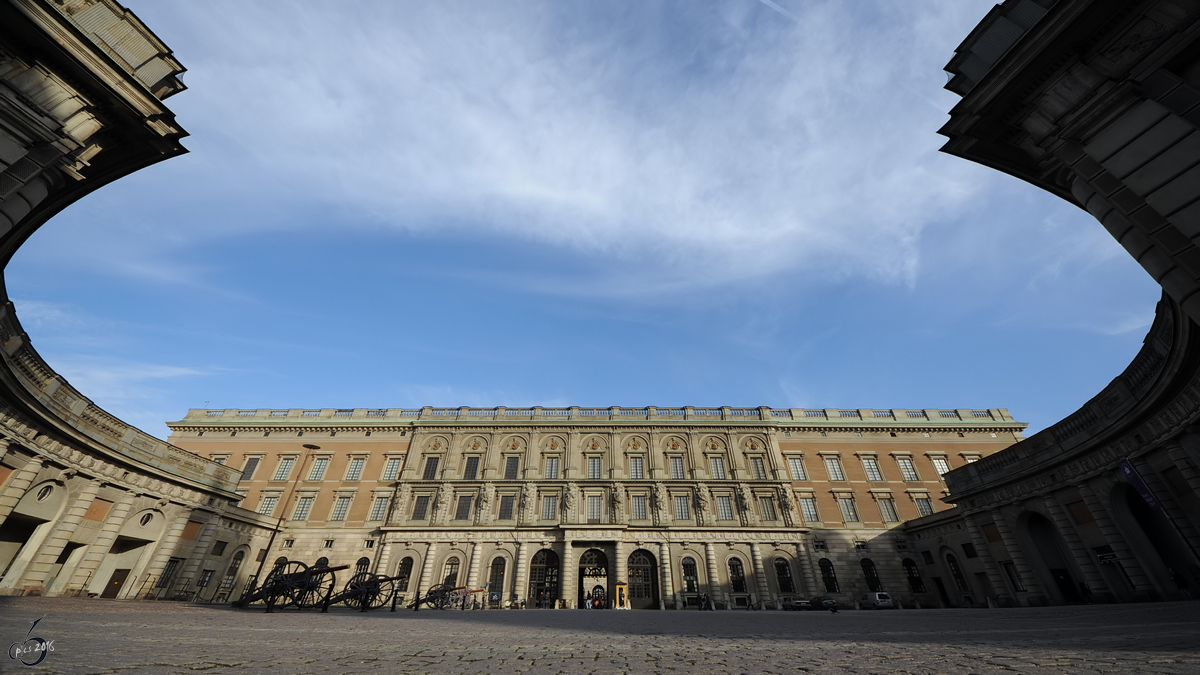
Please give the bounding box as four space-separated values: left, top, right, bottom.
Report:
627 549 659 609
1026 512 1081 603
578 549 607 608
529 549 559 608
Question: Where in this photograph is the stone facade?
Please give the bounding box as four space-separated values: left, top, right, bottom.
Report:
168 406 1023 609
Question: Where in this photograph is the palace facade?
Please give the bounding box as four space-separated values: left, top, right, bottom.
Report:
166 406 1023 609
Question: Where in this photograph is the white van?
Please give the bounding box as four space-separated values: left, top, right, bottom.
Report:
860 592 894 609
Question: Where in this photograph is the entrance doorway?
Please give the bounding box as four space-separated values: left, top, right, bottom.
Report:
100 569 130 598
627 549 659 609
578 548 609 608
528 549 560 608
1026 512 1082 603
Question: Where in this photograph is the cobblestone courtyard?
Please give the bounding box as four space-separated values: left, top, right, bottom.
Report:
1 597 1197 674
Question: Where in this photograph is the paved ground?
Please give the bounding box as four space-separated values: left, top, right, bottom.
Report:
0 597 1197 674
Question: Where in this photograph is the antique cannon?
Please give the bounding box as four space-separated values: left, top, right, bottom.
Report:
232 561 348 612
319 572 405 612
407 582 490 610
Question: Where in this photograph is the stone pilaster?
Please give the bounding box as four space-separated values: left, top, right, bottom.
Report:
66 492 136 595
749 542 773 608
177 518 219 589
513 541 528 605
1043 496 1112 601
0 455 42 522
139 510 193 599
466 541 482 590
990 508 1047 604
1077 481 1156 599
560 540 575 608
17 479 101 591
963 513 1013 606
658 541 673 610
417 542 437 594
703 542 723 608
796 539 818 597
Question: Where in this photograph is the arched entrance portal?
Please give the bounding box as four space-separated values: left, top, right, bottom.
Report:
578 549 609 608
627 549 659 609
528 549 560 608
1026 513 1081 603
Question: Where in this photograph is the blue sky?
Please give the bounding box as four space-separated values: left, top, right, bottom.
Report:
6 0 1161 438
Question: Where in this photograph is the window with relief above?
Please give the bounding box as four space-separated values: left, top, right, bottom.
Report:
930 456 951 476
709 456 726 479
799 496 819 522
257 495 278 516
716 495 734 521
587 495 602 522
674 495 690 520
272 458 295 481
630 456 645 479
330 495 352 521
345 457 365 481
861 456 883 481
307 457 335 482
462 456 480 480
369 496 390 521
896 456 920 481
631 495 647 520
498 495 516 520
669 456 685 479
749 457 767 480
454 495 472 520
504 456 520 479
412 495 431 520
877 497 899 522
836 495 860 522
787 457 806 480
422 457 439 480
292 496 314 520
587 456 601 480
914 497 934 516
759 496 777 521
824 456 846 481
382 457 402 481
542 495 557 520
544 456 559 479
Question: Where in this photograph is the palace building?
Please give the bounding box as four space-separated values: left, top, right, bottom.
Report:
165 406 1023 609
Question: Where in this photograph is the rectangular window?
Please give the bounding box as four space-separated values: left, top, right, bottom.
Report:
330 495 352 521
1067 500 1095 525
257 495 278 516
272 458 294 481
588 456 602 479
824 457 846 481
211 541 228 557
212 456 227 465
632 495 648 520
412 495 431 520
364 540 375 549
369 496 390 521
499 495 516 520
962 542 978 558
897 457 920 481
587 495 602 522
837 495 860 522
862 457 884 481
749 457 767 480
709 457 727 479
544 456 559 479
759 496 777 521
463 456 480 480
422 457 439 480
716 495 734 521
630 456 645 479
322 539 335 549
674 495 690 520
345 457 365 481
982 522 1003 542
240 457 260 482
382 458 402 481
799 497 819 522
196 569 214 588
308 457 329 481
878 497 899 522
156 559 180 588
669 456 685 479
1002 561 1026 591
931 457 951 476
454 495 472 520
292 496 314 520
914 497 934 516
504 456 520 479
787 457 807 480
542 495 558 520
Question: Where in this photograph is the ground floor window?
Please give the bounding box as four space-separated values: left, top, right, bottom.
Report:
728 558 747 594
774 558 794 593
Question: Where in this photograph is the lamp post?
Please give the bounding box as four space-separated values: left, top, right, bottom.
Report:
245 443 321 596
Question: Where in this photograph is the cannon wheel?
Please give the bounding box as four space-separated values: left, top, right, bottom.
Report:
294 568 337 609
370 576 396 610
342 572 381 610
433 584 457 610
267 561 309 608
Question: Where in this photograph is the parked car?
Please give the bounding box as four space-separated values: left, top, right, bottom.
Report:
785 598 812 611
811 596 839 612
860 592 895 609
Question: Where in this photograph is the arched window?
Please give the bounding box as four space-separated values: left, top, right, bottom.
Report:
902 558 925 593
443 556 461 586
774 558 795 593
728 558 747 594
529 549 560 606
819 558 839 593
488 557 506 607
227 551 245 577
315 556 329 568
396 557 414 591
946 553 969 592
681 557 699 593
273 556 288 568
861 558 882 592
356 557 371 574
